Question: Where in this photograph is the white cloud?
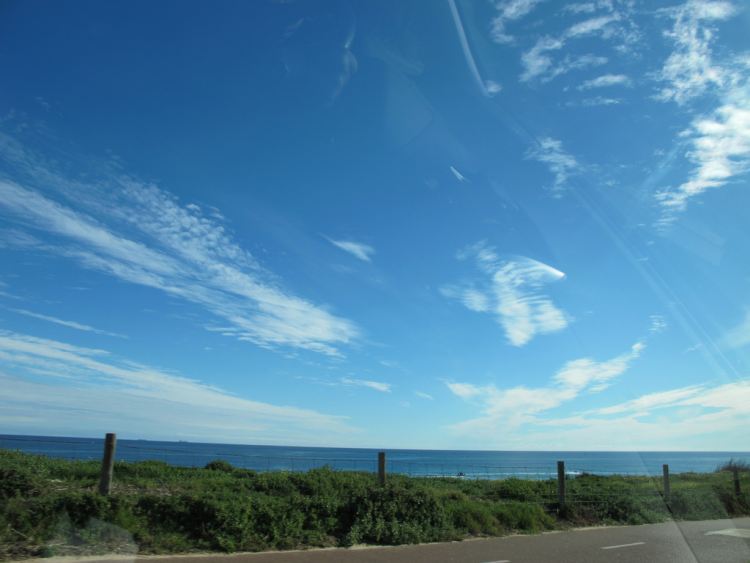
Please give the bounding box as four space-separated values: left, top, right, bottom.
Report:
722 309 750 349
552 54 609 81
0 330 354 444
655 0 737 105
521 37 565 82
680 379 750 411
574 96 622 106
450 165 468 183
6 307 126 338
0 280 20 300
578 73 631 90
523 41 610 84
415 391 433 400
332 29 358 101
563 2 601 14
444 243 568 347
491 0 544 44
446 382 481 399
520 9 629 82
593 384 704 415
649 314 668 334
326 237 375 262
656 84 750 221
461 288 490 312
0 140 359 357
651 1 749 224
446 338 645 439
527 379 750 450
485 80 503 95
553 341 644 392
583 96 621 106
526 137 580 193
566 13 621 38
340 377 391 393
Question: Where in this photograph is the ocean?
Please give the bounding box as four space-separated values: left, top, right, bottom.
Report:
1 434 747 479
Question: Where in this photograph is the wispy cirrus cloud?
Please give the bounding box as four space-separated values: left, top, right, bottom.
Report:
0 135 359 356
655 0 737 105
526 137 580 193
446 339 645 439
521 39 608 83
0 280 19 300
553 342 644 393
295 374 392 394
592 384 704 416
563 2 610 15
0 330 354 444
570 96 622 107
578 73 631 90
5 307 126 338
485 80 503 95
442 242 568 347
518 0 641 84
340 377 391 393
652 2 750 225
656 83 750 222
520 10 630 83
445 382 481 399
325 237 375 262
531 379 750 450
332 28 358 102
449 165 469 183
566 13 621 39
414 391 433 400
490 0 544 45
649 314 668 334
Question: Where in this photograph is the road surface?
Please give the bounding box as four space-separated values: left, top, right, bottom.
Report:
36 517 750 563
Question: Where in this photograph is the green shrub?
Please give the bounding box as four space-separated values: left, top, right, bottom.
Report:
344 484 452 545
0 468 37 499
669 489 727 520
446 498 498 535
1 448 748 560
716 458 750 473
204 460 235 473
493 502 554 532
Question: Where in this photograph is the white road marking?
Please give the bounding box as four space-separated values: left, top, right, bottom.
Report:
601 541 645 550
706 528 750 538
479 560 510 563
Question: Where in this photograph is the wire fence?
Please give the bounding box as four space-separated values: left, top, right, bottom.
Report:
0 439 562 479
3 434 748 518
0 435 574 479
1 435 747 498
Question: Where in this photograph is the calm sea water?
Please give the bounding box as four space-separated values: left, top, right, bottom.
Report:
2 435 747 479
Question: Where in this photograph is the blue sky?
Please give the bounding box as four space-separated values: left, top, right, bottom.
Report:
1 0 749 450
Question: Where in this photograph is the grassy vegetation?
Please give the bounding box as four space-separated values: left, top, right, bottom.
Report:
1 449 748 560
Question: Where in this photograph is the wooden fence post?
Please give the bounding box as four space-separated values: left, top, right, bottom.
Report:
733 468 741 498
98 433 117 495
662 464 670 503
378 451 386 485
557 460 566 509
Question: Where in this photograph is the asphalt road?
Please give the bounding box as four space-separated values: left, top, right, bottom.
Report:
38 517 750 563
